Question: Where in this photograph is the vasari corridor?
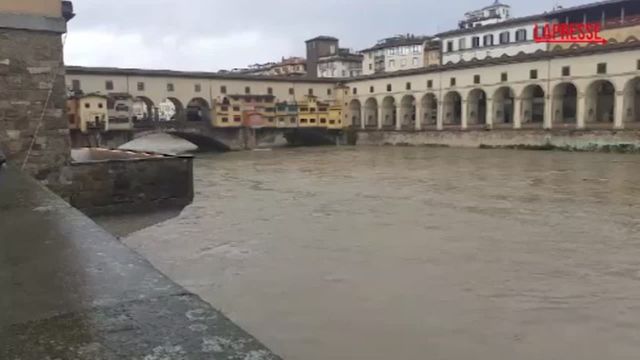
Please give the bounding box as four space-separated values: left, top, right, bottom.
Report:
2 0 640 359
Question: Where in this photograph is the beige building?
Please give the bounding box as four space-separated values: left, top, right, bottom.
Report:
68 94 108 133
345 42 640 131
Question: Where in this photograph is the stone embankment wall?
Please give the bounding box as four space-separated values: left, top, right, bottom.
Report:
355 130 640 152
69 152 194 215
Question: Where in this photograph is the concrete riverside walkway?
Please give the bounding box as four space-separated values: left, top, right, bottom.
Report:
0 167 281 359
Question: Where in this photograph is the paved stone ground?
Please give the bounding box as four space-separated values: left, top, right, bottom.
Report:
0 166 280 359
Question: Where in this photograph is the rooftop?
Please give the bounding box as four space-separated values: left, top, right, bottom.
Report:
350 39 640 81
361 34 433 52
66 66 336 83
437 0 635 37
305 35 339 43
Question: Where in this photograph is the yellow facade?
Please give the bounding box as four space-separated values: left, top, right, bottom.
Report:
327 105 344 129
71 94 108 133
298 95 327 128
213 96 243 127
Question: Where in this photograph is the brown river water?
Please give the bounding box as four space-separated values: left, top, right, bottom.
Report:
96 146 640 360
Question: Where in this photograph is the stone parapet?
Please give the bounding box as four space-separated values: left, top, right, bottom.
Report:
0 167 280 359
69 149 194 216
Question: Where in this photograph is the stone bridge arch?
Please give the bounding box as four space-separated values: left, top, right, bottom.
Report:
133 122 250 151
187 97 212 123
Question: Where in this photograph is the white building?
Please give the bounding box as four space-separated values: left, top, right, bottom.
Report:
361 35 435 75
459 0 511 29
317 50 363 78
438 19 547 65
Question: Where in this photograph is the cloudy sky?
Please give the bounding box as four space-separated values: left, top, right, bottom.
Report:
65 0 587 71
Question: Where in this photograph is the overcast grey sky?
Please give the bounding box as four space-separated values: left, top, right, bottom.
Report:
64 0 588 71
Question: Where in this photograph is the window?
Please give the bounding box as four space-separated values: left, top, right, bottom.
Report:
369 64 373 70
562 66 571 76
233 106 240 111
427 80 433 89
233 116 241 122
221 117 229 123
446 41 454 52
310 118 316 124
472 37 480 48
137 82 145 91
474 75 480 84
412 57 418 66
167 83 174 92
406 82 411 90
401 59 407 67
72 79 81 91
245 86 251 94
320 118 327 124
515 29 527 42
289 88 294 95
450 77 456 86
597 63 607 74
327 88 332 96
352 87 357 95
458 38 466 50
195 84 201 92
84 103 90 109
308 88 314 95
499 31 510 44
300 118 308 124
483 34 494 46
330 45 336 54
290 117 296 124
267 87 273 95
501 72 508 82
530 69 538 79
387 84 392 92
105 80 114 91
98 103 103 109
220 85 227 94
370 86 374 93
389 60 395 68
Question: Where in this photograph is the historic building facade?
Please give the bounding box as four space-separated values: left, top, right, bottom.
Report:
344 43 640 132
361 35 436 75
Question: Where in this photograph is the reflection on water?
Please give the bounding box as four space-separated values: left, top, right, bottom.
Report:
114 147 640 360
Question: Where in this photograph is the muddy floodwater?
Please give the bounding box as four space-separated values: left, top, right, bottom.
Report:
99 147 640 360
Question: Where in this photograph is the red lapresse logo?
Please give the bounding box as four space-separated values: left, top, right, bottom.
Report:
534 23 608 44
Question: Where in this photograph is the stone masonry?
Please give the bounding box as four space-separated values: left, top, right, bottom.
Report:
0 27 71 192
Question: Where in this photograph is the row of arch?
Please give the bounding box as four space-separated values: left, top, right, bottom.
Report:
347 77 640 130
133 96 211 122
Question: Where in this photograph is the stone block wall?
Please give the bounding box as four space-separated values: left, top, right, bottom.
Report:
0 28 70 189
69 156 194 216
355 129 640 152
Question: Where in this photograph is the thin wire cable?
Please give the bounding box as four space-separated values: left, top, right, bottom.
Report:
21 33 68 171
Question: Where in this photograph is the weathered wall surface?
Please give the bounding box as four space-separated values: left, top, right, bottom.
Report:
69 156 194 215
0 27 70 189
355 130 640 152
